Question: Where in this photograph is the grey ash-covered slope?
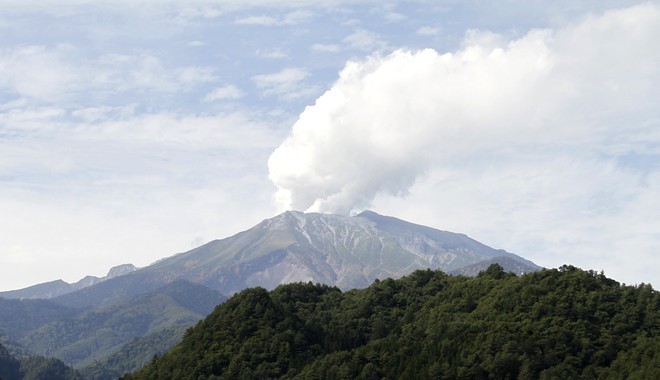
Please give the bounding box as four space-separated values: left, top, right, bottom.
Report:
358 210 538 272
52 211 540 309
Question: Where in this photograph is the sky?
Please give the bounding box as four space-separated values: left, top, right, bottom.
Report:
1 0 658 291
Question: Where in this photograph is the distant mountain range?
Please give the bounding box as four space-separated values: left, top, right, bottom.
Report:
0 264 137 300
0 280 225 380
0 210 541 378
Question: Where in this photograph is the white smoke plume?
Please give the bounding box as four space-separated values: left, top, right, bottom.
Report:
268 4 660 214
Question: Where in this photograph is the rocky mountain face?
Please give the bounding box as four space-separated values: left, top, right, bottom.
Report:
52 211 541 309
145 210 540 292
0 264 137 300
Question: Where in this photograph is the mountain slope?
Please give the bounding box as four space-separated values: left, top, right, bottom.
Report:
20 280 225 368
123 266 660 380
53 211 540 309
0 264 137 300
146 210 541 292
0 342 82 380
79 325 189 380
0 298 79 343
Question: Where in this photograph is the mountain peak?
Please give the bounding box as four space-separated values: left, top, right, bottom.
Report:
107 264 137 279
355 209 380 218
159 210 539 293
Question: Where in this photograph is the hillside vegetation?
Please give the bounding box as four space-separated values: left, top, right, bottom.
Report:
79 325 189 380
0 342 82 380
21 280 225 368
0 298 78 342
124 265 659 379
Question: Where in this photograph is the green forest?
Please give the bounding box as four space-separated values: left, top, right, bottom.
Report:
0 341 81 380
123 265 659 379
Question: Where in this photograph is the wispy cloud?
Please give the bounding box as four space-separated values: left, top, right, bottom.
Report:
0 45 80 102
342 29 389 52
235 15 279 26
203 84 245 102
256 48 288 59
252 67 316 100
311 43 341 53
235 10 313 26
0 46 218 104
416 26 440 36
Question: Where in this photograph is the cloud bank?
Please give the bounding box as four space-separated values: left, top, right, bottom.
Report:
268 4 660 215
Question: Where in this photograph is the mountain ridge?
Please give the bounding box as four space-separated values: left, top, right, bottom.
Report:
50 210 540 309
0 264 138 300
19 280 225 368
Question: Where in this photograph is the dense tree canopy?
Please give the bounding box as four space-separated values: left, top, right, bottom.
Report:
0 342 81 380
123 265 659 379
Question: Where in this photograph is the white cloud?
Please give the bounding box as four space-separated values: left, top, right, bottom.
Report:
177 66 218 86
235 15 279 25
106 56 218 92
0 108 285 289
203 84 245 102
71 105 137 122
342 29 389 52
76 111 279 149
416 26 440 36
0 45 80 102
312 43 341 53
283 9 313 24
268 4 660 284
187 40 207 47
383 11 406 22
176 5 222 20
252 67 316 100
235 10 313 26
0 46 218 103
257 48 288 59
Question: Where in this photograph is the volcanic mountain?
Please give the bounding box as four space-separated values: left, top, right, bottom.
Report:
50 210 540 308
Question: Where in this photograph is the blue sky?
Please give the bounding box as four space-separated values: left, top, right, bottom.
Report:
1 0 658 290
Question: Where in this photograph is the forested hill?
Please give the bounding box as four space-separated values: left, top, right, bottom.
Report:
123 265 659 380
0 342 81 380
